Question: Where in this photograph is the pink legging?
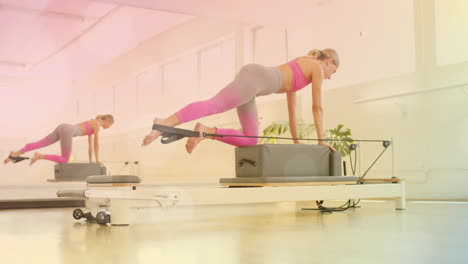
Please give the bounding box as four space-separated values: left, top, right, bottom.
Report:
175 64 282 147
21 124 79 163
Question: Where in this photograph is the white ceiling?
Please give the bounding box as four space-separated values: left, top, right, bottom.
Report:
97 0 331 26
0 0 334 80
0 0 193 79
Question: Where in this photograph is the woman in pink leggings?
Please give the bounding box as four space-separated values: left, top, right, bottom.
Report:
4 115 114 165
142 49 339 153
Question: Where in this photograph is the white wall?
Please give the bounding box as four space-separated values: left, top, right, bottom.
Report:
434 0 468 66
293 0 468 199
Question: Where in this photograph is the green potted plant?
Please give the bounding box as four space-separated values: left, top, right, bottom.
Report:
260 121 354 157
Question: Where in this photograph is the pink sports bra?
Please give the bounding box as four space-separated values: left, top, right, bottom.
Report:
287 59 312 93
83 121 94 136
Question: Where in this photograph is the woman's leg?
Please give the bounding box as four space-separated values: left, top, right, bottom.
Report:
4 126 60 164
30 124 74 165
214 98 259 146
3 125 61 164
143 77 256 146
185 98 259 153
174 80 249 124
21 127 60 154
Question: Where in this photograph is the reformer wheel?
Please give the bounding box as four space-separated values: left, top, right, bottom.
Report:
72 209 84 220
96 211 110 225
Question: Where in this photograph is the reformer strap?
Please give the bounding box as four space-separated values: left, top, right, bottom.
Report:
152 124 391 145
153 124 200 144
8 156 29 163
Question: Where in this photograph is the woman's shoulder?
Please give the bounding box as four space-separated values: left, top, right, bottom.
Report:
85 119 99 128
294 56 319 66
294 55 316 61
296 57 320 74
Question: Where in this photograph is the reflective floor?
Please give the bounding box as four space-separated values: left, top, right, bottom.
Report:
0 200 467 264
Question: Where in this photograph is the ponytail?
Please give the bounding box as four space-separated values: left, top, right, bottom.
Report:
307 48 340 67
96 114 115 124
308 49 324 59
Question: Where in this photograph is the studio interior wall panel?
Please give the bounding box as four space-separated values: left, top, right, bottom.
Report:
94 85 114 118
114 78 137 132
200 45 223 95
78 89 96 121
287 0 415 89
434 0 468 66
162 54 198 115
137 67 163 116
199 39 236 97
253 27 287 66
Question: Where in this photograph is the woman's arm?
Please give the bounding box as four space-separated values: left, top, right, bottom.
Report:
90 120 101 163
93 132 100 163
88 135 93 162
287 92 300 144
310 62 335 151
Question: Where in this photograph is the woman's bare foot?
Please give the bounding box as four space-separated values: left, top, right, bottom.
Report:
30 152 44 166
185 123 215 154
4 151 22 164
142 118 164 146
142 115 180 147
10 150 22 158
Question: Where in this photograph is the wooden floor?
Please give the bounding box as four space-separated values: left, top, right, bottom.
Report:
0 200 467 264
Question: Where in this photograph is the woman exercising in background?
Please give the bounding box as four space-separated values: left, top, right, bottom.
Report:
4 115 114 165
142 49 339 153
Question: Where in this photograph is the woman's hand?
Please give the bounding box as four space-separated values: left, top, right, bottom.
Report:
319 141 336 151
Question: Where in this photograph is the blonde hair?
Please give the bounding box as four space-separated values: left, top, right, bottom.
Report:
308 48 340 67
96 114 114 124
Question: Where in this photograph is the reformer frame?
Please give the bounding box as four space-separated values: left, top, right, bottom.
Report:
58 179 406 226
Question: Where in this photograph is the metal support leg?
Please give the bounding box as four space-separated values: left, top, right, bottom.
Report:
110 199 130 226
395 181 406 210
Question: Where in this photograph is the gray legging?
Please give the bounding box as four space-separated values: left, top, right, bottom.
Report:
174 63 283 146
21 123 82 163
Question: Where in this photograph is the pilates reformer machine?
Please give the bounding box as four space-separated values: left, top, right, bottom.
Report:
57 124 406 226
